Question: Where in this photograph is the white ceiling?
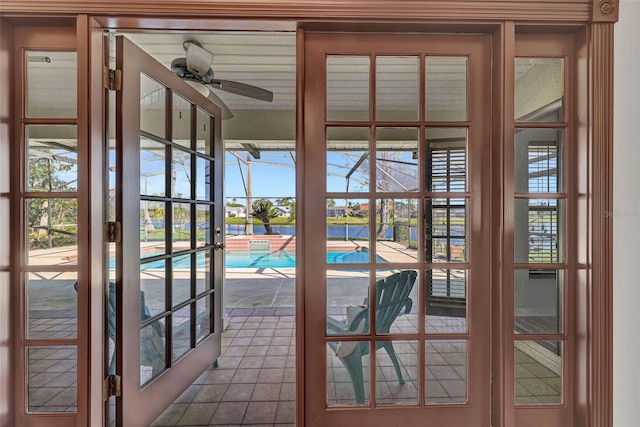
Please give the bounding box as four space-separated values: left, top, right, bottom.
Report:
117 32 297 112
25 32 559 153
27 32 551 119
116 31 475 118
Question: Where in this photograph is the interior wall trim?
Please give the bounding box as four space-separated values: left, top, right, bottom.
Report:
589 22 615 427
0 0 614 23
0 4 618 426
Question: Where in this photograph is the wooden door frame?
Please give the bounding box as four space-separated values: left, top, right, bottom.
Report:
0 16 15 427
115 35 224 426
3 22 101 427
302 31 493 426
0 1 617 426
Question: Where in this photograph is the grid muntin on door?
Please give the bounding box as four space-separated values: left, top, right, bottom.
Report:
323 51 475 408
137 72 216 385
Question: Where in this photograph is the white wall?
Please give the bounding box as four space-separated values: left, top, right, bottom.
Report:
613 1 640 425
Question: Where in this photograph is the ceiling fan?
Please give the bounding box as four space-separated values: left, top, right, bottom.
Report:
171 40 274 120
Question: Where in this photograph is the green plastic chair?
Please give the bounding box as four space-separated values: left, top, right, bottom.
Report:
326 270 417 404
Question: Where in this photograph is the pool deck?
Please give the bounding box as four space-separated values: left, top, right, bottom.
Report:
27 236 420 314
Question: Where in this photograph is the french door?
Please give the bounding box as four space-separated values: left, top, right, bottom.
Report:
114 36 224 426
303 33 492 426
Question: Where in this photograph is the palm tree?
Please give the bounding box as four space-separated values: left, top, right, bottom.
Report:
251 199 280 235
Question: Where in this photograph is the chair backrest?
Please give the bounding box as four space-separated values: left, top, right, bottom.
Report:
375 270 416 334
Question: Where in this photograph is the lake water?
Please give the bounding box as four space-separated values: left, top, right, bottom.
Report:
225 224 464 245
226 224 414 240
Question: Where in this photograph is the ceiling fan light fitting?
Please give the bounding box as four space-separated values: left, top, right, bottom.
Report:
185 42 214 78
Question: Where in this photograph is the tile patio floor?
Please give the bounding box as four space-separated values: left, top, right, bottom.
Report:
25 271 562 421
151 314 296 427
151 311 562 426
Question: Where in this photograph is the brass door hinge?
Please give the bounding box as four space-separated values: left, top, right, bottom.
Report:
105 221 122 243
103 374 121 400
104 67 122 91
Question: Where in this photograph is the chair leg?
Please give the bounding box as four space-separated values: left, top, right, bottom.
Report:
382 341 405 385
340 355 366 404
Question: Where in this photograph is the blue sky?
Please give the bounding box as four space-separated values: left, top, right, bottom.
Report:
224 152 296 202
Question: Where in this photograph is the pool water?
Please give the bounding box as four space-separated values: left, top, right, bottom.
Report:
226 250 295 269
127 249 380 269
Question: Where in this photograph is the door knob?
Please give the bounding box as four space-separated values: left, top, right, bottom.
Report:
214 242 226 250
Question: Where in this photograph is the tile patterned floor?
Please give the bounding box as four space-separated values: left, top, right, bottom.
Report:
25 311 561 420
514 342 562 404
26 345 78 413
151 314 296 426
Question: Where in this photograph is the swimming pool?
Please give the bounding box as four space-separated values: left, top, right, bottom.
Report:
225 248 379 268
226 250 295 269
128 249 381 269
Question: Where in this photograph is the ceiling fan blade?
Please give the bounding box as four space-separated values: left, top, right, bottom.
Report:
210 79 273 102
206 90 234 120
184 79 233 120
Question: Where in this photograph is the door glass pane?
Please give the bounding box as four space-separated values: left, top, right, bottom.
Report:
327 198 370 262
196 157 212 201
172 305 191 362
327 56 370 122
172 148 192 199
27 345 77 413
426 128 467 192
375 340 418 405
376 127 419 192
376 199 418 263
140 319 166 385
140 201 166 256
172 255 192 307
514 199 563 263
196 204 211 247
326 270 369 335
26 125 78 192
515 340 562 405
515 269 563 334
172 203 192 251
196 296 212 343
515 128 563 193
327 342 370 406
376 56 419 121
196 250 211 295
27 51 77 119
374 270 418 334
426 339 467 404
426 269 467 333
426 57 468 121
515 58 564 122
141 260 167 316
140 73 166 138
27 198 78 266
140 139 166 197
172 93 192 148
425 198 467 263
27 272 77 339
327 127 370 192
196 108 213 155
